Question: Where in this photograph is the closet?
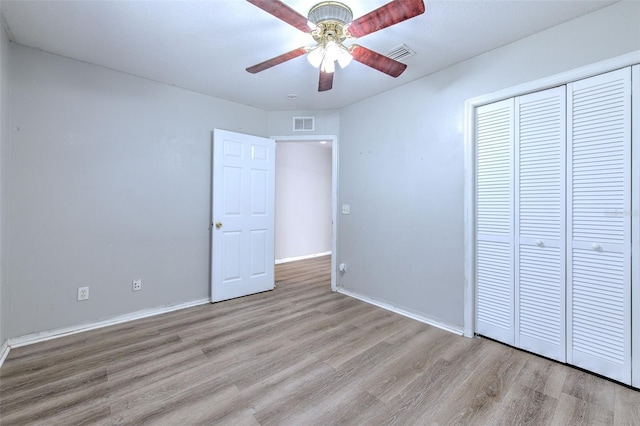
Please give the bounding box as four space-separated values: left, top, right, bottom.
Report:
474 65 638 386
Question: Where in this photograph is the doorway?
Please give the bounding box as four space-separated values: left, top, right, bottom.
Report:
272 135 338 291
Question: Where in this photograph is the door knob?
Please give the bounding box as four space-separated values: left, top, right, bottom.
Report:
215 221 223 229
592 243 601 251
535 240 544 247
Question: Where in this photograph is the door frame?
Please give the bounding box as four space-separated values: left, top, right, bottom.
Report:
271 134 338 292
632 64 639 389
463 50 640 338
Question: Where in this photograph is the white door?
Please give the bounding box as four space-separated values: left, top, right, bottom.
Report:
211 129 275 302
567 68 632 384
514 87 566 362
475 98 515 345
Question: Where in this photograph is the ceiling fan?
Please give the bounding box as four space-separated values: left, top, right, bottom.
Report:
245 0 425 92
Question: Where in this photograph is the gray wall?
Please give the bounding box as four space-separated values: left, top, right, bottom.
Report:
275 142 332 260
0 14 10 345
3 1 639 342
4 44 268 338
337 1 640 329
267 110 339 137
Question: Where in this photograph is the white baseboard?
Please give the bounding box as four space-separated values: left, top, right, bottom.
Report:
0 340 9 368
337 288 464 336
275 251 331 265
4 298 210 354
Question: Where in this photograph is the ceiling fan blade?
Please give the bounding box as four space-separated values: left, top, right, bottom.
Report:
247 0 311 33
350 45 407 78
347 0 425 38
246 47 307 73
318 71 333 92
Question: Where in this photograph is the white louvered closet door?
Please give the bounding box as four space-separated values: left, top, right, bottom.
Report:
475 99 515 345
514 87 566 362
567 68 632 384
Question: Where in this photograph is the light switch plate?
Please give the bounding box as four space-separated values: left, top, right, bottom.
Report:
342 204 350 214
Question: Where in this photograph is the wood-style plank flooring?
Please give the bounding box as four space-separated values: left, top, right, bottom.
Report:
1 255 639 425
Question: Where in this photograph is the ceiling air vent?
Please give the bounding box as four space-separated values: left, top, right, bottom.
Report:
386 44 416 62
293 116 315 131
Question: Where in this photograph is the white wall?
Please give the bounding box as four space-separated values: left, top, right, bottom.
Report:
0 13 10 345
337 1 640 329
4 44 268 339
275 142 332 260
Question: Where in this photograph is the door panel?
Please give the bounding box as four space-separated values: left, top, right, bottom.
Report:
514 87 566 362
475 99 515 345
212 129 275 302
251 169 268 214
567 68 631 384
250 230 267 276
224 167 242 214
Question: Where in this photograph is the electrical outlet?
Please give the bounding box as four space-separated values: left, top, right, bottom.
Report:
77 286 89 301
132 279 142 292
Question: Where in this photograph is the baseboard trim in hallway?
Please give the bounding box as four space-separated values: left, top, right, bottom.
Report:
275 251 332 264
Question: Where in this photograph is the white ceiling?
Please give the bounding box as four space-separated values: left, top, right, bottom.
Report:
0 0 618 111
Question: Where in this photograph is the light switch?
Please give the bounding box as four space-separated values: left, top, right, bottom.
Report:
342 204 350 214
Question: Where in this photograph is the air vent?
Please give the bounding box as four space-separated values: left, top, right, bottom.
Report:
386 44 416 62
293 117 315 131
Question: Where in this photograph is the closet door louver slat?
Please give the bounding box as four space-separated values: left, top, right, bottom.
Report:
567 68 632 385
514 87 567 362
475 99 514 345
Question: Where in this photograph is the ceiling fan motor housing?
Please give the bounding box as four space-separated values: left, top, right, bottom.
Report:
308 1 353 25
308 1 353 43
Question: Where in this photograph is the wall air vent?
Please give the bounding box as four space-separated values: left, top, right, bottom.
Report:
386 44 416 62
293 116 315 131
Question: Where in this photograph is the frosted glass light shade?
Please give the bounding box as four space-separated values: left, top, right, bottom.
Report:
324 41 340 63
320 58 335 73
307 46 325 68
337 46 352 68
308 41 352 73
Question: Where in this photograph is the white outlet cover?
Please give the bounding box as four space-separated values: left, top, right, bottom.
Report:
77 286 89 301
133 279 142 291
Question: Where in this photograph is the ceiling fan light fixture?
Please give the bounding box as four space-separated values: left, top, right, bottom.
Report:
307 46 325 68
323 40 352 70
319 42 339 73
336 44 352 68
320 57 336 74
324 41 340 62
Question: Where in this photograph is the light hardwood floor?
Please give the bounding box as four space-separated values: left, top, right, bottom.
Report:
1 255 639 425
